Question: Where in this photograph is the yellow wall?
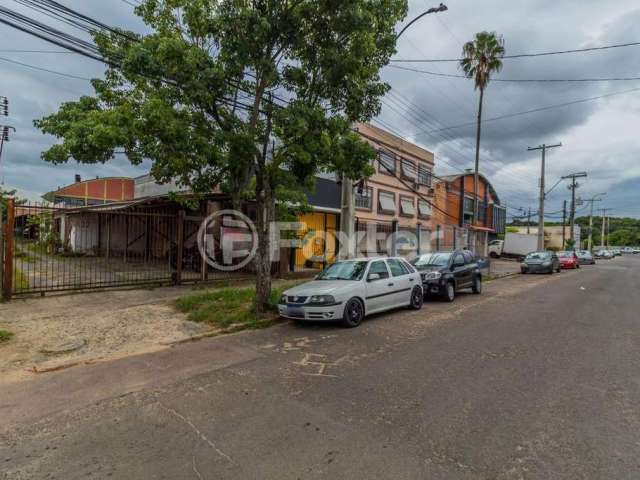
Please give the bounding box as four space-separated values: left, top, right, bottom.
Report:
295 212 338 269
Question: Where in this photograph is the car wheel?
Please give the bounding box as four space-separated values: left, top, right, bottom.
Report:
409 286 424 310
342 298 364 328
521 268 527 274
442 282 456 302
472 275 482 294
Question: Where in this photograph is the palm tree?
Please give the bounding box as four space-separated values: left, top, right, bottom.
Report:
460 31 505 224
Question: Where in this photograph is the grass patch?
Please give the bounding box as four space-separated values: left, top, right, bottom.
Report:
13 268 30 291
0 330 14 343
175 282 299 330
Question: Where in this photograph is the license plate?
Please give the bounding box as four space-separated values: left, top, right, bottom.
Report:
287 306 304 316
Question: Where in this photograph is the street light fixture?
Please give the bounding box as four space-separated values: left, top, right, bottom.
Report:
396 3 448 40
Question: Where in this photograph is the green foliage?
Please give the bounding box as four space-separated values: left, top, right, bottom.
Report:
0 187 25 222
26 210 61 254
34 0 405 201
0 330 14 343
175 282 298 327
34 0 407 309
460 31 505 91
506 226 520 233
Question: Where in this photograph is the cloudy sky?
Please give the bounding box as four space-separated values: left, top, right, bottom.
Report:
1 0 639 219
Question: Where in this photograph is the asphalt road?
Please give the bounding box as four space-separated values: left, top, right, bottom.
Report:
2 256 640 479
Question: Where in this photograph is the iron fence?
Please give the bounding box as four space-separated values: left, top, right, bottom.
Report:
1 200 272 298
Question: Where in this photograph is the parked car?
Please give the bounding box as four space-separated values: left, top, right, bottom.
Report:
558 250 580 269
594 249 613 259
278 257 423 328
411 250 482 302
521 251 561 274
611 248 622 257
633 248 640 254
576 250 596 265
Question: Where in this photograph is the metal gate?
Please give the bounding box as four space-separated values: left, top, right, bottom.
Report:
1 199 262 299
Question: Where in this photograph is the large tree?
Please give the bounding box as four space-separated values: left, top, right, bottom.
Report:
35 0 407 314
460 31 505 224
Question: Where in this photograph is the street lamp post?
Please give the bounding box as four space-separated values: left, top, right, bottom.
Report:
341 4 447 258
396 3 448 40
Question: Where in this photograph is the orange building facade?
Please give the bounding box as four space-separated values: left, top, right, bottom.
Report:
432 172 506 253
43 176 135 207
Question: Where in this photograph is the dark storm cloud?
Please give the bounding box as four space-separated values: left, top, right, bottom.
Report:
380 0 640 214
0 0 638 217
0 0 147 195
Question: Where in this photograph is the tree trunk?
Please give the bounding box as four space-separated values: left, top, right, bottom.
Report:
473 87 484 225
253 92 274 317
254 167 273 317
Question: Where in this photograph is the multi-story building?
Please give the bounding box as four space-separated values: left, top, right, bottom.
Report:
352 122 435 255
432 170 506 254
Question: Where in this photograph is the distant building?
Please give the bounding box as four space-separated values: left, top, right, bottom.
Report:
134 174 187 199
513 226 581 250
432 171 506 255
42 175 134 207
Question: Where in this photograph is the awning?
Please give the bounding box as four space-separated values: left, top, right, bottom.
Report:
379 192 396 212
400 198 416 215
469 225 495 232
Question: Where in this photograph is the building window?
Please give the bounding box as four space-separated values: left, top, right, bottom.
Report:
378 150 396 175
493 205 506 234
418 165 432 186
378 191 396 215
399 196 416 217
478 201 487 225
355 186 373 210
463 196 475 224
401 159 417 181
418 200 432 218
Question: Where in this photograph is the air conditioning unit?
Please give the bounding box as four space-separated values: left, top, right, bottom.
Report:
427 188 435 196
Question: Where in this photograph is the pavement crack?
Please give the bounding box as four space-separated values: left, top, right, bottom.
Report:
192 455 204 480
158 402 235 465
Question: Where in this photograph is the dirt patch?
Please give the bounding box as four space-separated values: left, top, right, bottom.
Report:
0 285 214 384
0 277 311 384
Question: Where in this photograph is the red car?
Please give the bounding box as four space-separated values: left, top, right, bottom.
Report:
558 251 580 269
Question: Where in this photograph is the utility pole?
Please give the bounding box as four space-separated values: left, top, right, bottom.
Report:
339 175 355 259
526 208 531 234
584 193 606 251
561 172 587 247
562 200 567 249
599 208 612 248
528 143 562 250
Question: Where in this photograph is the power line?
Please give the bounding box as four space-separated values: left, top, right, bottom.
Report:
381 91 539 204
390 40 640 63
0 48 73 53
388 64 640 83
0 55 92 80
414 86 640 136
